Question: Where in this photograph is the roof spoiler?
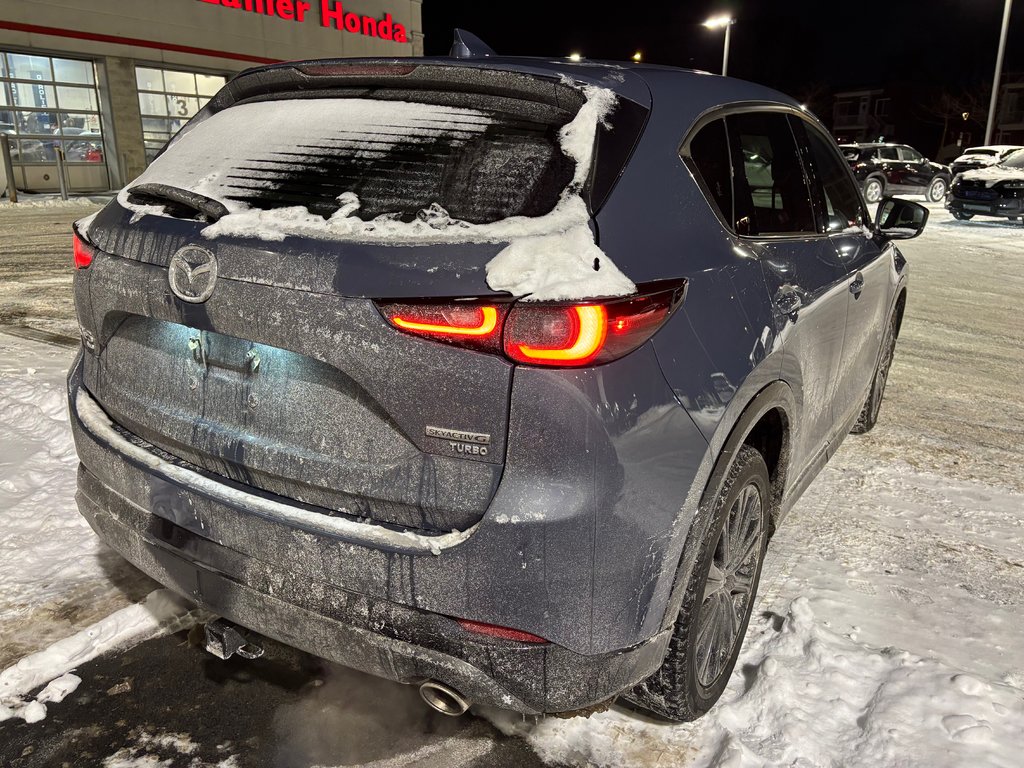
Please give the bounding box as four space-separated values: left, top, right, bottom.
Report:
450 29 496 59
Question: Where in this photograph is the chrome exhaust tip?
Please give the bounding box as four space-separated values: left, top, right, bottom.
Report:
419 680 470 716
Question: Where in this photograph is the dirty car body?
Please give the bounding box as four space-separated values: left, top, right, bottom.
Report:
68 55 911 716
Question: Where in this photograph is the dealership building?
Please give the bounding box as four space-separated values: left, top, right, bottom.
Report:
0 0 423 193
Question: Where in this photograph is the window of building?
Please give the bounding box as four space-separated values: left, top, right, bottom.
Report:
0 51 107 189
135 66 226 164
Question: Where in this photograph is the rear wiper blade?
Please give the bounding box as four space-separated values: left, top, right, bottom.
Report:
126 183 229 222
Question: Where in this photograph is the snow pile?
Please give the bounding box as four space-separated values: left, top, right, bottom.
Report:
485 83 635 301
103 730 240 768
0 341 101 623
484 198 634 300
0 194 107 209
485 598 1024 767
0 589 198 723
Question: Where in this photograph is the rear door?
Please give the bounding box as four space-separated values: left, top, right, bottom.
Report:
719 110 850 479
796 119 892 429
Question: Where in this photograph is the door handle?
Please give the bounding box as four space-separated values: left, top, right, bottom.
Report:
850 272 865 296
775 288 803 316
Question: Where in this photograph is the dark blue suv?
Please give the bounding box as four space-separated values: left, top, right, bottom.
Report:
67 48 926 722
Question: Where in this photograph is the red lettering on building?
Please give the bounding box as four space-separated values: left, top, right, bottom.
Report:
197 0 407 44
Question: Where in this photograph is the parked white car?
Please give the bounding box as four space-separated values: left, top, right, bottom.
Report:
950 145 1024 177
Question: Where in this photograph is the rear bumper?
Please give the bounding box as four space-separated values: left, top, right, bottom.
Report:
67 352 703 712
76 467 669 712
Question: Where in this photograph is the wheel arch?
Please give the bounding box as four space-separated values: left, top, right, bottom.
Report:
659 380 795 633
893 287 908 339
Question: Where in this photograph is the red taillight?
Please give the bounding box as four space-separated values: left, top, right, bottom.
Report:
381 302 506 354
457 618 548 644
377 280 685 368
503 284 685 367
73 229 95 269
505 305 608 365
392 305 499 337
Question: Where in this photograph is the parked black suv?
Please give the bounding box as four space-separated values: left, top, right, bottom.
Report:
841 143 951 204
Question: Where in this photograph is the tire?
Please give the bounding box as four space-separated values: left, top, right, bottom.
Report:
851 311 898 434
625 445 770 722
926 176 948 202
952 211 974 221
863 177 884 204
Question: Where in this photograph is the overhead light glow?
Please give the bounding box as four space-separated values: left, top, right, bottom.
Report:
632 51 642 62
703 14 733 29
568 52 582 62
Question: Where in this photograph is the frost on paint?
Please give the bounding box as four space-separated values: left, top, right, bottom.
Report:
115 85 635 301
75 389 476 555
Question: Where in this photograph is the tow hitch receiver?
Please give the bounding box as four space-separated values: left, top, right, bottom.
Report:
203 618 265 660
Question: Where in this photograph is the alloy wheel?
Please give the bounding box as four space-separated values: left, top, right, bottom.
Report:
865 180 883 203
695 482 764 689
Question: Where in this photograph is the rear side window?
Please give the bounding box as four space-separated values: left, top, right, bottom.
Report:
798 121 867 230
898 146 923 163
688 119 735 226
728 111 816 235
133 97 578 225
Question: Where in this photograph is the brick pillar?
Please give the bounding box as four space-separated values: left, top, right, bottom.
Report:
103 56 147 186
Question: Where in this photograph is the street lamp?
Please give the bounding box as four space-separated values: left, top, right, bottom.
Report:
985 0 1013 144
703 14 735 76
568 52 582 62
632 51 643 62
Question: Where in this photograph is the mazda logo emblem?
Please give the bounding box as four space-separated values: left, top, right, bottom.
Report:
168 245 218 303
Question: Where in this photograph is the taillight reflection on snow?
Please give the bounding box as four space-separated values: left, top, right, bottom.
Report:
377 280 686 368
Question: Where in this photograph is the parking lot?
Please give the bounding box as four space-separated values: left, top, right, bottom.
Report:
0 199 1022 766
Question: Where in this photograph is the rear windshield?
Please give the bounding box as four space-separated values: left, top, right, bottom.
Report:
132 97 577 225
964 148 997 156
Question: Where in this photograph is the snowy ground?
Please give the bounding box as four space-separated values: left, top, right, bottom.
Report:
0 200 1022 766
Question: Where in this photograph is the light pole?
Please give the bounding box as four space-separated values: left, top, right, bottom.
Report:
985 0 1013 144
703 14 735 76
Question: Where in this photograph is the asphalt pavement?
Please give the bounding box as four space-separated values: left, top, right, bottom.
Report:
0 629 550 768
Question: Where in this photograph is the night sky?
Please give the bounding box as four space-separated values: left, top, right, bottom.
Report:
422 1 1023 100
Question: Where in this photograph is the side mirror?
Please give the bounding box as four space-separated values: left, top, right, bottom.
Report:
875 197 928 240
